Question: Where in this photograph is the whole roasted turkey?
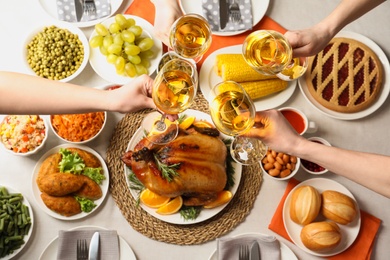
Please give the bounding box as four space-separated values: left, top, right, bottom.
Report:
122 124 228 206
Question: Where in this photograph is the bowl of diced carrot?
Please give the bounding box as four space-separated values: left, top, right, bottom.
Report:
49 112 106 144
0 115 48 156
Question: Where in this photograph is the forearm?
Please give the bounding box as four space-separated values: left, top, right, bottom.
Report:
317 0 386 37
0 71 108 114
292 139 390 198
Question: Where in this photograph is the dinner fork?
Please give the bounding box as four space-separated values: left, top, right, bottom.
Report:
84 0 96 16
239 244 249 260
77 239 88 260
229 0 241 23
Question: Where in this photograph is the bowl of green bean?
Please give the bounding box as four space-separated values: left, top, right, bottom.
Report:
0 186 34 259
23 22 90 82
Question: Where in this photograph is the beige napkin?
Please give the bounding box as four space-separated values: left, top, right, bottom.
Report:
217 234 281 260
57 230 119 260
201 0 253 32
56 0 111 23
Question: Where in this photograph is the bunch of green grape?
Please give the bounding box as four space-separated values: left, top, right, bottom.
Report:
90 14 155 77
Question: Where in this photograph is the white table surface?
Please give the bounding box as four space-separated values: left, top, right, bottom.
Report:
1 1 390 259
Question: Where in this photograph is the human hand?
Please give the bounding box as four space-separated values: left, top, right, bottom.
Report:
107 74 155 113
243 109 305 153
152 0 183 47
284 25 334 57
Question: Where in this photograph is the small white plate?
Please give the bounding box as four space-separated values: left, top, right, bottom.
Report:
283 178 361 257
179 0 270 36
124 109 242 225
199 45 297 110
22 21 90 82
89 14 163 84
298 31 390 120
31 144 109 220
39 225 136 260
208 233 297 260
37 0 123 28
0 186 34 260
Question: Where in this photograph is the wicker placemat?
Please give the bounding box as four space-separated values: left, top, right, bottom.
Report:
106 92 263 245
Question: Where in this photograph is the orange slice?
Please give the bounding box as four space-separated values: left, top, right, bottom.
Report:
203 191 233 209
140 189 170 208
179 116 196 130
193 120 214 128
156 196 183 215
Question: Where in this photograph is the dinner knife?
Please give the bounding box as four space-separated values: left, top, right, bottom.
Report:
250 241 261 260
74 0 83 22
219 0 229 30
88 232 100 260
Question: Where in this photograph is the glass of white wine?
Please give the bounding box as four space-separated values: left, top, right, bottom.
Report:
209 81 267 165
242 30 308 81
142 58 198 144
169 13 212 63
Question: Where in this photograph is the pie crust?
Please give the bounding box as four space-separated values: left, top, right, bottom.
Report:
305 37 383 113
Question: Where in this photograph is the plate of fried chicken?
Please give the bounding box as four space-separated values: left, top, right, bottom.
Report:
32 144 109 220
122 109 242 224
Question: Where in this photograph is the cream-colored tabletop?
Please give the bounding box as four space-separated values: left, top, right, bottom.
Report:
1 1 389 259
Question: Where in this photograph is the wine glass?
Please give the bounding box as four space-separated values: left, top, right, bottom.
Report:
169 13 212 63
242 30 308 81
209 81 267 165
142 58 198 144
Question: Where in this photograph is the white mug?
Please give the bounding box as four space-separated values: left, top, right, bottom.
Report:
278 107 317 135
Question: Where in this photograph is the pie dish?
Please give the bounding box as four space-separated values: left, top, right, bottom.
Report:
305 37 383 113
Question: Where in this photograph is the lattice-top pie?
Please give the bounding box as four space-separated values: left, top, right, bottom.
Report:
305 37 383 113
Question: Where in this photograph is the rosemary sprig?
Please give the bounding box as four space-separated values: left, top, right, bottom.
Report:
154 154 180 182
179 206 201 220
223 138 235 190
127 170 144 206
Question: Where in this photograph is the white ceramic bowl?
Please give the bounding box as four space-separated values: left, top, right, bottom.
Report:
301 137 331 175
23 22 90 82
0 115 48 156
49 112 107 144
260 149 301 181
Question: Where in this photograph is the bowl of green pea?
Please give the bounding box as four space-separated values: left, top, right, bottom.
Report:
23 22 90 82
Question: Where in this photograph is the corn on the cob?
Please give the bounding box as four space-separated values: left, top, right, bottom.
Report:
215 53 277 82
240 79 288 100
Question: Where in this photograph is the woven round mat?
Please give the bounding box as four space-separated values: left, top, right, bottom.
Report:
106 92 263 245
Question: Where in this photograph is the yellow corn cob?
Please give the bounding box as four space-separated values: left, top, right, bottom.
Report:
215 53 277 82
240 79 288 100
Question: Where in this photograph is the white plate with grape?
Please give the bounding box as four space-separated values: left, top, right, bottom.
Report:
89 14 163 84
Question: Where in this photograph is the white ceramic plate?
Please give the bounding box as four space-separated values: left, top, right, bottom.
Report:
89 14 163 84
31 144 109 220
22 21 90 82
298 31 390 120
37 0 123 28
39 225 136 260
283 178 361 257
124 109 242 225
208 233 297 260
199 45 297 110
0 186 34 260
179 0 270 36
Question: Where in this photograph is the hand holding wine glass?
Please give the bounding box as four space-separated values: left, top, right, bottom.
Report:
169 13 212 63
209 81 267 165
242 30 308 81
142 58 198 144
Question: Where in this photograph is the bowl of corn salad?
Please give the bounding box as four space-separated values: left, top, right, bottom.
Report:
0 115 48 156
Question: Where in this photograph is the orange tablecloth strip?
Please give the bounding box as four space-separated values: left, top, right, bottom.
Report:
268 178 381 260
125 0 287 67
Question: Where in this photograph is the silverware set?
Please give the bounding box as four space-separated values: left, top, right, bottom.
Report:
76 239 88 260
239 244 250 260
229 0 242 23
238 241 261 260
84 0 97 16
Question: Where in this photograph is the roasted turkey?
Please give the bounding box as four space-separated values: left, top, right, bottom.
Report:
122 124 228 206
